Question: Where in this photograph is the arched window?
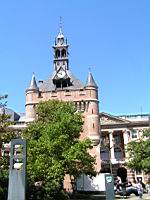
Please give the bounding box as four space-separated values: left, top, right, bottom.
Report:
55 49 60 58
100 148 109 161
114 147 123 160
61 49 66 57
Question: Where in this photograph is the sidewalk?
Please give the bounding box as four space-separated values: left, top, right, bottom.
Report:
73 193 150 200
116 193 150 199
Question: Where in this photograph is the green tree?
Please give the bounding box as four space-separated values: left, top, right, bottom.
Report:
0 95 17 200
23 100 96 200
126 129 150 174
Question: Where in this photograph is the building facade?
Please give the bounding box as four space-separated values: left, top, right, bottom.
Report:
1 27 149 190
25 28 150 187
25 28 101 189
100 112 150 183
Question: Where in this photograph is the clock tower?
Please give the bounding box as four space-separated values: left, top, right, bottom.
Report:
52 27 70 88
26 25 101 191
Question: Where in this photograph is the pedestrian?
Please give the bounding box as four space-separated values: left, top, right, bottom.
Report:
146 182 150 195
136 180 143 199
116 176 122 191
132 179 137 187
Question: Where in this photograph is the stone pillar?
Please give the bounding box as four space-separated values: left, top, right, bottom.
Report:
123 129 129 145
123 129 129 159
109 131 115 161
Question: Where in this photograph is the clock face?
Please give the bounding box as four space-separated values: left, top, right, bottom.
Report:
57 70 66 78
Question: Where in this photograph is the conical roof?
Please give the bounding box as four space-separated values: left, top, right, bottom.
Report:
57 26 64 39
85 72 98 88
27 74 39 91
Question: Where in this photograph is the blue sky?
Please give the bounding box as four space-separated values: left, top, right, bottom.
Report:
0 1 149 115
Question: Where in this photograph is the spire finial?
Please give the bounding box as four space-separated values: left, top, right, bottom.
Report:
59 16 63 33
88 67 91 73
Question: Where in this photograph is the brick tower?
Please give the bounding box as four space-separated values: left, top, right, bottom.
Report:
25 27 100 172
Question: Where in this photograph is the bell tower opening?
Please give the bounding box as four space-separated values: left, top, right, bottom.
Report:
62 49 66 57
55 49 60 58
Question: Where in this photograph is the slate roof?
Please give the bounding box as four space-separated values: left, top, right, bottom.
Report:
85 72 98 88
39 70 84 92
27 74 39 91
0 107 21 121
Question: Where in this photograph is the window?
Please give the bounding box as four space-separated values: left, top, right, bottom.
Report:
131 130 138 139
114 135 121 145
61 49 66 57
100 148 109 161
114 147 123 160
55 49 60 58
93 123 95 128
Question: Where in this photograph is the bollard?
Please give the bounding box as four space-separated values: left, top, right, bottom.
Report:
7 139 27 200
105 174 115 200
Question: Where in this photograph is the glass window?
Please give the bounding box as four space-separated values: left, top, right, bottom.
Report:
114 135 121 144
131 130 138 139
114 147 123 160
100 148 109 161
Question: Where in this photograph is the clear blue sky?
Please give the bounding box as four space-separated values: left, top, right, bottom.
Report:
0 1 149 115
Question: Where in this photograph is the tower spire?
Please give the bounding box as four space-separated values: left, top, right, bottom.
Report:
59 16 63 34
27 73 39 91
85 71 98 88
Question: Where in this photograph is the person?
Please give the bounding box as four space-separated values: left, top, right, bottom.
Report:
116 176 122 191
146 182 150 195
136 180 143 199
132 179 137 187
127 181 132 187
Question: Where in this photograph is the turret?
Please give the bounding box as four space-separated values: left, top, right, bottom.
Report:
85 72 100 145
25 74 39 122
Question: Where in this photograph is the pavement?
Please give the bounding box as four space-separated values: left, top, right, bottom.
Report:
115 194 150 200
116 194 150 200
74 194 150 200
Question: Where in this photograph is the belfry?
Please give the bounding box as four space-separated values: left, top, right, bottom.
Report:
25 26 101 183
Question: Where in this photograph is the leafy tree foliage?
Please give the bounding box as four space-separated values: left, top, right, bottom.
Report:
23 100 96 200
0 95 17 200
126 129 150 174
